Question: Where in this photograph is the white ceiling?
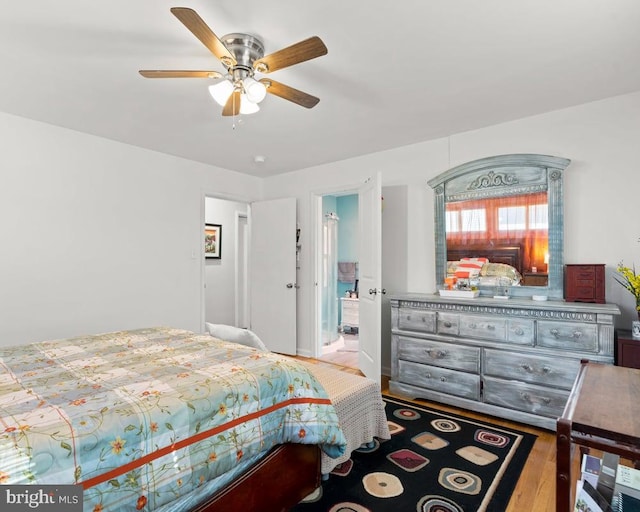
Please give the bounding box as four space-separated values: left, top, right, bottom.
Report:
1 1 639 178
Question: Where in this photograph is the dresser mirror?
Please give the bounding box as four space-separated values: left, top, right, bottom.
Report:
428 154 571 299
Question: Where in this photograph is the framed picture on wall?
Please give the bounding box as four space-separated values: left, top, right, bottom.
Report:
205 224 222 259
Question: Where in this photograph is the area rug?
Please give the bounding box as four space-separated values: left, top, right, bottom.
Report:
292 395 537 512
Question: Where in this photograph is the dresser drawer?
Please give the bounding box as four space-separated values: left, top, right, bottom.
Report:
437 313 459 336
396 336 480 372
398 360 480 400
537 320 598 352
507 319 535 345
397 307 437 333
483 376 569 418
484 349 581 389
459 314 507 342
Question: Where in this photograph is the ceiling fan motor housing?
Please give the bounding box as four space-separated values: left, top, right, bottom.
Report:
222 33 265 79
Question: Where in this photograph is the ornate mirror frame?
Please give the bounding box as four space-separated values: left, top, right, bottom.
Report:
428 154 571 299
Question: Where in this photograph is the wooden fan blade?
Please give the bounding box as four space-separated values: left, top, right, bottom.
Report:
260 79 319 108
170 7 236 67
253 36 327 73
138 70 223 79
222 91 241 116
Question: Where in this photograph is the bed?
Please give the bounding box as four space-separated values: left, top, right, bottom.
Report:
446 244 523 274
446 244 524 286
0 327 379 512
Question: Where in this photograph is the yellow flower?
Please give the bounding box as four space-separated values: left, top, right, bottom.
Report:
616 263 640 311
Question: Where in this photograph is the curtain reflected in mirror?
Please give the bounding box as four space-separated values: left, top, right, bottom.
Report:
445 192 549 279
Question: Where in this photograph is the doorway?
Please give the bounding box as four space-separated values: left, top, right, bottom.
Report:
203 196 249 328
318 193 359 368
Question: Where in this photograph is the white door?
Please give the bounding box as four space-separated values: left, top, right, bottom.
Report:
357 173 382 383
249 197 297 354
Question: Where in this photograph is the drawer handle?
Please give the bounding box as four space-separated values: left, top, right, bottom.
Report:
469 323 477 329
486 325 495 331
426 349 447 358
521 392 551 405
425 373 432 379
520 364 533 372
549 328 582 340
443 321 452 328
514 327 524 336
440 376 447 382
542 366 551 373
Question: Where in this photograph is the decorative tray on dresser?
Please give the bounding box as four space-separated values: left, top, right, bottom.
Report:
390 294 620 430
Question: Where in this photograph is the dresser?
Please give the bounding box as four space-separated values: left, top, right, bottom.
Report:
390 294 620 430
340 297 359 334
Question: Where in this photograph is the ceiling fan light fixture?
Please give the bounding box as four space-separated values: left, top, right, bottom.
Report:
243 76 267 103
239 94 260 115
208 79 234 106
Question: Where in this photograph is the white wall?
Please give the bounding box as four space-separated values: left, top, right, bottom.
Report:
3 91 639 359
0 112 261 346
263 91 640 371
204 197 248 326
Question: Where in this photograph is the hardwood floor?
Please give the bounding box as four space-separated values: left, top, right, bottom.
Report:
294 355 569 512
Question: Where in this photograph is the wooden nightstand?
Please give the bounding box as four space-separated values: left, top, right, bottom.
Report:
522 272 548 286
616 330 640 369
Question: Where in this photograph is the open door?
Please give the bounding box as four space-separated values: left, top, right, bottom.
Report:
249 197 297 355
357 173 382 384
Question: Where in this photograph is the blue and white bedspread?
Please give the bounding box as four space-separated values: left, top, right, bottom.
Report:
0 327 346 511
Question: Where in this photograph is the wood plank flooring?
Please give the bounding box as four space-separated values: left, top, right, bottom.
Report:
294 355 564 512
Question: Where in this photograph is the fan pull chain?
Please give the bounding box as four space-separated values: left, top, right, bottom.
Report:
232 92 237 130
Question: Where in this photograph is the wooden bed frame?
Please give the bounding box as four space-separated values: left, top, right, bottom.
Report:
447 244 523 275
194 443 320 512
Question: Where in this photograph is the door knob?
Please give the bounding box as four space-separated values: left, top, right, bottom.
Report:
286 283 300 289
368 288 386 295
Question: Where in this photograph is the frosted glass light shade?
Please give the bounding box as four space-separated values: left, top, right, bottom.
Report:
239 94 260 114
208 80 234 106
243 77 267 103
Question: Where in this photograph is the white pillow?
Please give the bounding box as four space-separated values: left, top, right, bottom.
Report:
205 323 268 351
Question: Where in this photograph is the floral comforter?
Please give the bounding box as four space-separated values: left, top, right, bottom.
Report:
0 327 346 511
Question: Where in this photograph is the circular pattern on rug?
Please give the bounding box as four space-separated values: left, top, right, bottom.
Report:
438 467 482 495
328 504 371 512
416 495 464 512
362 472 404 498
474 428 510 448
393 408 421 420
430 418 461 433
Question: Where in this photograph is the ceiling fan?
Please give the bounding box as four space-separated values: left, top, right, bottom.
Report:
139 7 328 116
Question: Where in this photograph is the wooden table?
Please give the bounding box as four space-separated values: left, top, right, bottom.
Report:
556 361 640 512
